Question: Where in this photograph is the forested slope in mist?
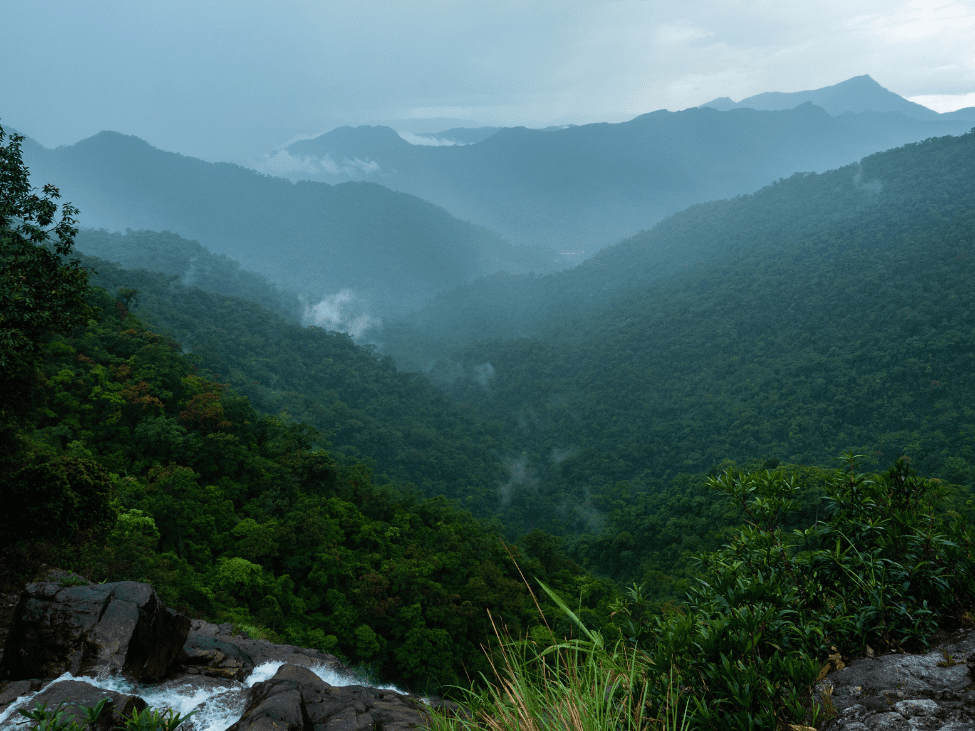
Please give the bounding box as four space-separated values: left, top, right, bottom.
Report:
76 243 513 520
20 132 551 320
385 130 975 592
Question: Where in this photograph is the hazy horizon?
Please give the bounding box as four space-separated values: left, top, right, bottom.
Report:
6 1 975 165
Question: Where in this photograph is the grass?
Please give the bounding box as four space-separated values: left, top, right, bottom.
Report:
430 577 690 731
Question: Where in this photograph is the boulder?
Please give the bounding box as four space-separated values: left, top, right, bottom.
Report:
817 628 975 730
0 580 190 682
9 678 146 730
227 664 431 731
177 619 344 681
0 678 49 719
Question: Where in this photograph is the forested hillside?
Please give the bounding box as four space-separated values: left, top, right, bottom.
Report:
19 132 551 320
0 126 612 695
385 130 975 591
75 228 304 320
77 247 514 518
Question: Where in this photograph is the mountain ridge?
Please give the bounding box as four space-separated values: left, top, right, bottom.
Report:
18 129 552 322
274 88 975 257
701 74 944 119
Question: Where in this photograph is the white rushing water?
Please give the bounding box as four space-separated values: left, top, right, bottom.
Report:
0 661 407 730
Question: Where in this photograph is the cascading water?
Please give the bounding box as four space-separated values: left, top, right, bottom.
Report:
0 662 408 730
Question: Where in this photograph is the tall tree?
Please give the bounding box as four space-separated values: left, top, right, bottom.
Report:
0 123 94 438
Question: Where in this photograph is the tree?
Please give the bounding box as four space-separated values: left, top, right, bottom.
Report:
0 123 94 434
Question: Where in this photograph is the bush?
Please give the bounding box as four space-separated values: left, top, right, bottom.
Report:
609 455 975 729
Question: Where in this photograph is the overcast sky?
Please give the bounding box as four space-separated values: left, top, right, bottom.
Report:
5 0 975 164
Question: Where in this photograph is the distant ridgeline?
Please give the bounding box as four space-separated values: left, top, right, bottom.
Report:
20 131 552 321
279 77 975 255
382 130 975 590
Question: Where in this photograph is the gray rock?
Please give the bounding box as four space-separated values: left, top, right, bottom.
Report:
0 581 189 682
863 712 909 729
0 678 49 717
819 629 975 731
14 678 147 730
0 580 462 730
176 618 345 682
228 664 431 731
892 698 940 718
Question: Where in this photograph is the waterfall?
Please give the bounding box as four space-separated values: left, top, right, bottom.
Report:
0 662 408 730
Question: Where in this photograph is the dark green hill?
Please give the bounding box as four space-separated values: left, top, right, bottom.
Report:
391 130 975 586
281 100 974 256
20 131 550 320
75 228 303 321
80 252 513 520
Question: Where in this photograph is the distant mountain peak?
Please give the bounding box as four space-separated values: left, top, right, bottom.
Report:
700 76 939 120
286 125 409 158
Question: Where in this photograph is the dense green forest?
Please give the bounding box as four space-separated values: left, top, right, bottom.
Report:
6 119 975 727
68 236 511 519
64 130 975 609
380 129 975 594
0 126 614 695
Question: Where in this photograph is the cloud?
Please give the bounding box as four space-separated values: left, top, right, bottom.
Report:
396 131 465 146
255 150 323 179
303 290 380 338
253 150 380 180
550 447 574 465
500 452 537 505
907 92 975 113
473 362 496 388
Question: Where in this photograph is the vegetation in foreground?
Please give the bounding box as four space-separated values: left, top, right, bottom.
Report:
15 699 195 731
434 456 974 730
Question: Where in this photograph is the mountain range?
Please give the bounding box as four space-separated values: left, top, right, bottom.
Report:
275 76 975 259
19 132 550 322
700 74 950 118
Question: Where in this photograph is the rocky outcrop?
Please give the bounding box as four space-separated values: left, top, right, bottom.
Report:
0 577 446 730
0 578 189 682
178 619 344 682
14 679 147 730
227 664 430 731
816 629 975 730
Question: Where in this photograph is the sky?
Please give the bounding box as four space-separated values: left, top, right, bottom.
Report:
5 0 975 164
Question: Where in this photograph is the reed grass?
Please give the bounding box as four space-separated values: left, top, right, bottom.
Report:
430 578 689 731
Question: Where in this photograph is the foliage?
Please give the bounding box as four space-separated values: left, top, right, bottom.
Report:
609 456 975 729
432 581 688 731
384 129 975 593
437 457 974 731
0 123 94 446
16 698 195 731
1 282 606 693
74 228 303 321
78 251 514 522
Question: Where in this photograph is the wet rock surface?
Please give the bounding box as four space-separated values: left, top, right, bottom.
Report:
178 619 345 682
0 578 443 729
818 629 975 730
228 664 429 731
0 578 189 682
16 679 148 730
